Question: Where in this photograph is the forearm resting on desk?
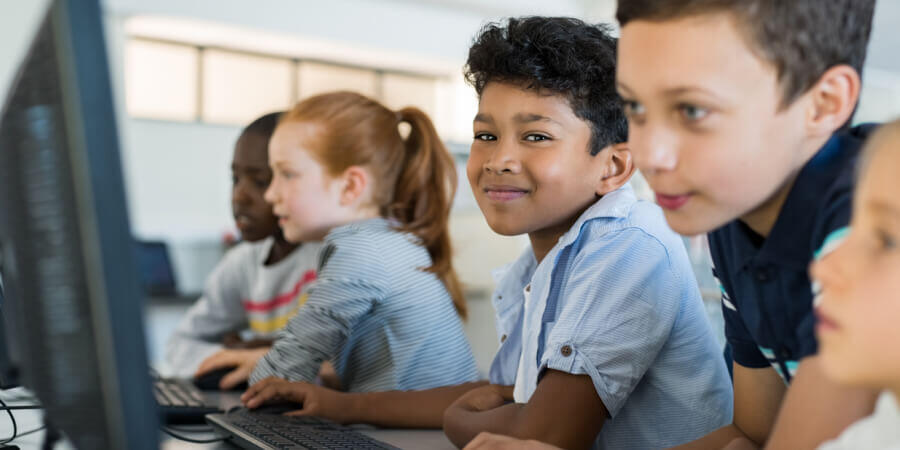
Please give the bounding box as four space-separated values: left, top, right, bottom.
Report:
242 377 487 428
348 381 488 428
444 371 607 449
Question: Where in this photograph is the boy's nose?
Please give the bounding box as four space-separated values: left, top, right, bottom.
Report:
233 180 253 205
631 127 678 173
484 141 521 174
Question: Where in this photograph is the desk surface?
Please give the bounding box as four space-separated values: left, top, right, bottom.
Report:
0 388 456 450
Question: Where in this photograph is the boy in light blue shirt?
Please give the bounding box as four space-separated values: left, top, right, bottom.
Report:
443 17 732 449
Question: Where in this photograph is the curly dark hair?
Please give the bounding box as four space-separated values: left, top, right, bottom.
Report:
464 17 627 156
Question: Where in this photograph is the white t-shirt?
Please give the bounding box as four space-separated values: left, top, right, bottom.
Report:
819 391 900 450
165 238 322 376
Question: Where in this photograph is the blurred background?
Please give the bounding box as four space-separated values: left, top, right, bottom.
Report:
1 0 899 376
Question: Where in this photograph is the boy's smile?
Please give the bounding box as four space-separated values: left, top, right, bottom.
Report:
467 82 613 261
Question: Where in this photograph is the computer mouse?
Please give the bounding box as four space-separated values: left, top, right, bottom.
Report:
193 367 248 391
252 401 305 415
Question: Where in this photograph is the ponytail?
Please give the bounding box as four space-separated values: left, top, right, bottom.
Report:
279 92 466 319
390 107 467 320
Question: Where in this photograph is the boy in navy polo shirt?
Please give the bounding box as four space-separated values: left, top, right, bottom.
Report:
615 0 880 449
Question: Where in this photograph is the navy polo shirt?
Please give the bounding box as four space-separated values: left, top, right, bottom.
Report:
709 124 877 383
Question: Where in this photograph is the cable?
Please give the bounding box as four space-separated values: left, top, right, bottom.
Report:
159 427 230 444
0 397 17 444
11 425 44 439
0 406 40 411
164 424 214 432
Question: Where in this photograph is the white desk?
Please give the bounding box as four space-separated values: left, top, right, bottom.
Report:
0 388 456 450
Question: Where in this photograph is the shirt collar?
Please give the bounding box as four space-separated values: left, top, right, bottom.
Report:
491 249 537 315
726 125 872 270
556 182 636 250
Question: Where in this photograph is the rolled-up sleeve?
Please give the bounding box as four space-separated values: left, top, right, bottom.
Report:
541 228 680 417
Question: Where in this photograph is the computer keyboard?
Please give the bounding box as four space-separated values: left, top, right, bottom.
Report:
151 370 220 424
206 408 400 450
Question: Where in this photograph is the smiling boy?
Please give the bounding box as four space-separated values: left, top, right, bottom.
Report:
615 0 879 448
442 17 732 449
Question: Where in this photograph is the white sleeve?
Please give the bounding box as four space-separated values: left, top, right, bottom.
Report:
164 246 252 377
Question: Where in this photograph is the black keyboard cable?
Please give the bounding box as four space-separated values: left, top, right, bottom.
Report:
0 396 45 447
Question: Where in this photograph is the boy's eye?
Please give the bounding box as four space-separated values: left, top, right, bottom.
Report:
622 100 645 118
254 178 270 189
231 175 239 186
474 132 496 142
523 134 550 142
679 104 709 121
876 229 897 251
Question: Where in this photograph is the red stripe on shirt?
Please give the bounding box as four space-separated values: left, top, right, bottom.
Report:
242 270 316 312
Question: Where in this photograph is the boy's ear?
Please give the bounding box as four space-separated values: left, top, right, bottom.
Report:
805 64 861 136
338 166 371 206
595 142 635 196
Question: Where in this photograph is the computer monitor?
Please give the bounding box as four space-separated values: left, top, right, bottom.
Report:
0 0 159 448
0 282 19 389
135 240 179 297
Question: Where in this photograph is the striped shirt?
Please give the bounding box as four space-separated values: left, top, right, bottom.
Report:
250 217 479 392
165 237 322 377
490 184 733 449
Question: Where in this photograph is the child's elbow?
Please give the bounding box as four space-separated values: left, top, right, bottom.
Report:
442 404 473 448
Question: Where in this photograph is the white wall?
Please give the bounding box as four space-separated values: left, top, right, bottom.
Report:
0 1 52 100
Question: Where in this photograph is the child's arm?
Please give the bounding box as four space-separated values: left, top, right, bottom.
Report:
165 249 250 376
671 363 786 449
248 238 388 384
758 357 877 449
241 377 487 427
443 370 607 449
674 359 877 450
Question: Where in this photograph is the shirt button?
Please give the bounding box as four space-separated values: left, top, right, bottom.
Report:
500 334 508 343
525 284 531 293
560 345 572 357
779 348 791 360
497 295 502 300
755 269 769 282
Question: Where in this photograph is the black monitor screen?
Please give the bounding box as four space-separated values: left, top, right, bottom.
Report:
0 0 158 447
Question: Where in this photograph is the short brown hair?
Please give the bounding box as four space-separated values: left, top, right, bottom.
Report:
616 0 876 107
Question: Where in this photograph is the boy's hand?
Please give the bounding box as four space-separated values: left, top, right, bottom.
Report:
464 432 561 450
450 384 514 413
195 347 269 390
241 377 352 423
722 436 758 450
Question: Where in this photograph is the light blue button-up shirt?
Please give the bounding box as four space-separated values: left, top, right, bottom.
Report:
489 184 733 449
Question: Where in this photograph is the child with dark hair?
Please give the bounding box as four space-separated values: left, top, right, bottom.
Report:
243 17 732 450
229 91 479 395
440 16 731 449
615 0 880 448
166 112 323 388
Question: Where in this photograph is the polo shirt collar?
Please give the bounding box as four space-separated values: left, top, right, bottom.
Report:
725 129 865 271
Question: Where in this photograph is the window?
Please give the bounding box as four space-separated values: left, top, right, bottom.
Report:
201 49 293 125
125 40 198 121
380 73 439 121
297 61 378 99
122 37 473 147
